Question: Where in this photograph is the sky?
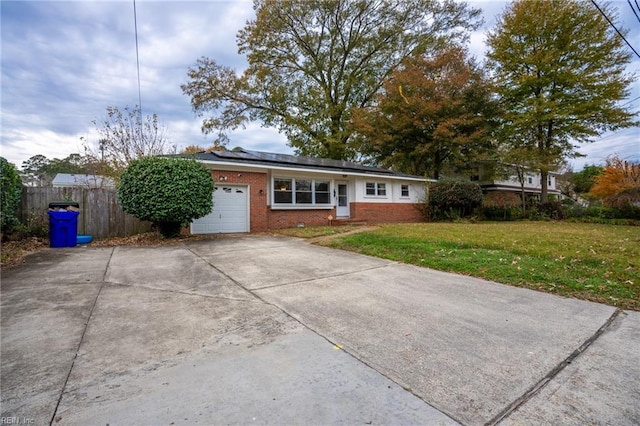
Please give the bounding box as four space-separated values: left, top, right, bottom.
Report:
1 0 639 173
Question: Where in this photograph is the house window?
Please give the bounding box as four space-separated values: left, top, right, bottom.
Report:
273 177 331 206
315 181 330 204
296 179 312 204
401 184 410 197
365 182 387 197
274 178 292 203
527 176 533 184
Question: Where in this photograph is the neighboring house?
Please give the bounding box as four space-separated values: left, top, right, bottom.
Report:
52 173 116 189
186 149 428 234
466 162 562 200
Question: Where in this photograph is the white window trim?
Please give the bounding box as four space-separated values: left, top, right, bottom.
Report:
364 181 388 198
272 176 333 208
400 184 410 198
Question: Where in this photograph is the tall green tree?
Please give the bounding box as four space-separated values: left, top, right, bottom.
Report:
571 164 604 195
20 153 106 186
351 46 497 178
182 0 482 160
21 154 51 186
486 0 638 202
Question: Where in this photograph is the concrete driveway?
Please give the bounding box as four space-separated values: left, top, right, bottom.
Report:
1 235 638 425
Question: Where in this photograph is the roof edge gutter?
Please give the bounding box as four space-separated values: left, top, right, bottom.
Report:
196 160 429 182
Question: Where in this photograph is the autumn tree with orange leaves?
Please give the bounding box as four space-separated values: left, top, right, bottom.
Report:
590 156 640 206
351 46 497 178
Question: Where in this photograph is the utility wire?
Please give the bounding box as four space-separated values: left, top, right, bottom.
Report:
594 126 639 142
133 0 144 138
628 0 640 24
619 95 640 108
591 96 640 142
590 0 640 59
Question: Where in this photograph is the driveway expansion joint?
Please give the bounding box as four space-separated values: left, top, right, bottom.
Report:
101 281 259 303
250 263 397 291
186 245 457 423
487 308 623 425
185 246 266 303
49 247 115 426
184 241 302 255
252 299 464 424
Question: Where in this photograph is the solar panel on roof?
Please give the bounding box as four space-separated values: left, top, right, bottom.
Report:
213 150 256 160
187 149 419 178
240 149 392 174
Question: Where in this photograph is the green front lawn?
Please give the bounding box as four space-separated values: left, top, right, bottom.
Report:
319 222 640 310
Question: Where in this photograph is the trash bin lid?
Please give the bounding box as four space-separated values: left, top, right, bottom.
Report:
49 201 80 209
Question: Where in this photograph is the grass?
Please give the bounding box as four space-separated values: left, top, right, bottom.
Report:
318 222 640 311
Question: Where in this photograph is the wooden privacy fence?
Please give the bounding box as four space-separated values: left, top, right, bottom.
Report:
20 187 152 239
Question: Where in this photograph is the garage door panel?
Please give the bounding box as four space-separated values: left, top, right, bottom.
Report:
191 185 248 234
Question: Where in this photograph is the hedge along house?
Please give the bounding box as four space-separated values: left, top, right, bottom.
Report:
186 149 428 234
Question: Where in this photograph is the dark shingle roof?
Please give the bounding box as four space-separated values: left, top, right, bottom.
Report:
185 149 423 179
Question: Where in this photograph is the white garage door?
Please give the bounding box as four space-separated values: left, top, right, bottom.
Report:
191 185 249 234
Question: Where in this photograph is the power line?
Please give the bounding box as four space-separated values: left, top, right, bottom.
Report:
590 0 640 60
628 0 640 24
133 0 143 137
619 95 640 108
594 126 639 142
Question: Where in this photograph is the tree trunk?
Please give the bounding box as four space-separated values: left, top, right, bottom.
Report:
516 166 526 214
540 169 549 203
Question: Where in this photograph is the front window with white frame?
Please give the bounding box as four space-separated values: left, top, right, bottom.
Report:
365 182 387 197
401 184 409 197
273 177 331 206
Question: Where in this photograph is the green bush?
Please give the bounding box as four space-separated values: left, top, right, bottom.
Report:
1 157 23 236
118 157 214 237
480 191 522 221
537 201 566 220
607 187 640 219
564 202 639 221
427 179 483 221
481 205 523 221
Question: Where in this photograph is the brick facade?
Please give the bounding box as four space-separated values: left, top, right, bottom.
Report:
350 202 423 223
200 169 423 233
268 208 336 229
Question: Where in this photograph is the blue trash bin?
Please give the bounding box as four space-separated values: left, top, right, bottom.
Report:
48 202 80 248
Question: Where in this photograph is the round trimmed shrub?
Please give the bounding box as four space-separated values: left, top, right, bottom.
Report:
118 157 214 237
1 157 23 237
428 179 483 220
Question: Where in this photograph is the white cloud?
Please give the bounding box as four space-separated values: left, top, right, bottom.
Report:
1 0 638 172
0 127 92 167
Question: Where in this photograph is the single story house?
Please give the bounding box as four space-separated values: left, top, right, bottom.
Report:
187 149 428 234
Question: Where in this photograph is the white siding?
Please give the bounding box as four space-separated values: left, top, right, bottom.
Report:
354 178 425 203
